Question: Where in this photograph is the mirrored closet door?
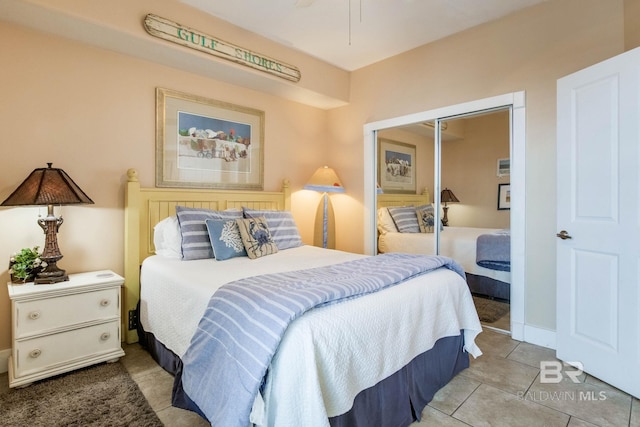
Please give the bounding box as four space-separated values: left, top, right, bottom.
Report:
374 107 512 333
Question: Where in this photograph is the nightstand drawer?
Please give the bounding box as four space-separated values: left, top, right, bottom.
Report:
14 320 121 378
14 288 120 338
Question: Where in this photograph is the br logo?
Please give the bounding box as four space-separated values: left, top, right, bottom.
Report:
539 361 584 383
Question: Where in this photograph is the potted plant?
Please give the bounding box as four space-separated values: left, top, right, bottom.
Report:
9 247 46 283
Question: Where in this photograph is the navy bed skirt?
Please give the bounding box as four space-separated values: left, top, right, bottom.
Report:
466 273 510 301
138 320 469 426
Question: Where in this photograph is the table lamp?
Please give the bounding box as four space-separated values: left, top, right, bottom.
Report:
304 166 345 249
1 163 94 284
440 188 459 227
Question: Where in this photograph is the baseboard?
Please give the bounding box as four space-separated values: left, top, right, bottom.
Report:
510 321 525 342
523 324 557 350
0 348 10 374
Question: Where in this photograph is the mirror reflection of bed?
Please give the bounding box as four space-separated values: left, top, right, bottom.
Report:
376 109 511 333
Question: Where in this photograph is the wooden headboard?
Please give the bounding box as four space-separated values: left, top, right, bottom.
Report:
123 168 290 343
376 188 431 210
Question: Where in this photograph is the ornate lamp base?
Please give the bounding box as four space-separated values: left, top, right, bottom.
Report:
35 265 69 284
442 205 450 227
35 207 70 285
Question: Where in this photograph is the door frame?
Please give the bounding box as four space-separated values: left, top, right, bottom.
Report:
363 91 526 340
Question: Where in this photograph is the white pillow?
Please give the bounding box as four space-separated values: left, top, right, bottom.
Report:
153 216 182 259
377 207 398 234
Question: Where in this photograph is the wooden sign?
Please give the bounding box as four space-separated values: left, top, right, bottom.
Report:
143 14 301 83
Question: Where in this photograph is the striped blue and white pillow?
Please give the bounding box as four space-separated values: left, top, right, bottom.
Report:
175 206 243 260
242 207 303 250
387 206 421 233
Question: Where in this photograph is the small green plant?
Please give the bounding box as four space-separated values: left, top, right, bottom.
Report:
9 247 46 282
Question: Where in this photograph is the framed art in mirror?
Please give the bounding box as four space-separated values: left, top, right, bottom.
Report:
156 87 264 190
378 138 416 194
497 158 510 177
498 183 511 210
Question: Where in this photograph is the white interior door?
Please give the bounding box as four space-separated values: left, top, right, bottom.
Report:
556 47 640 398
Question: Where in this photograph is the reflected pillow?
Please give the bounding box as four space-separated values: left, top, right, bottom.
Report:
175 206 243 260
377 207 398 234
387 206 420 233
205 219 247 261
416 205 436 233
242 208 303 250
236 216 278 259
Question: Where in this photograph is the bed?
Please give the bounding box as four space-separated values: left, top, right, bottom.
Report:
123 169 482 427
377 192 511 301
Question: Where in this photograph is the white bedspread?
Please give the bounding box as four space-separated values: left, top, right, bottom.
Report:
140 245 482 426
378 226 511 284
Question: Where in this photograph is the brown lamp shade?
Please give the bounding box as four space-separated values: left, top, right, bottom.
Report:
440 188 460 204
440 188 458 227
1 163 94 207
2 163 93 285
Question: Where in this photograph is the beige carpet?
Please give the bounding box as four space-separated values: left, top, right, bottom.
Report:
473 295 510 323
0 362 162 427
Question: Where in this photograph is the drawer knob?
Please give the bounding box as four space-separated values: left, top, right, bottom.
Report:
100 332 111 341
29 349 42 358
100 299 111 307
28 311 41 320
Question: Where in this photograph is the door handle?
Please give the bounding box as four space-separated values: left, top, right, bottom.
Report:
556 230 572 240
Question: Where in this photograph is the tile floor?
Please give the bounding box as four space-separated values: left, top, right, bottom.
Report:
2 327 636 426
120 327 640 427
412 329 640 427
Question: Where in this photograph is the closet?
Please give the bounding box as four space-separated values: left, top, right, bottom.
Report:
363 92 525 338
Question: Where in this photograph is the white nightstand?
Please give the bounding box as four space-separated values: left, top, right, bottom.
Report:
7 270 125 388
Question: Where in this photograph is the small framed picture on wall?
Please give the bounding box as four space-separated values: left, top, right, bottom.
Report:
497 183 511 210
497 158 510 177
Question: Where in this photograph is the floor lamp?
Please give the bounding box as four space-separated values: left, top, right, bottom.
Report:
304 166 345 249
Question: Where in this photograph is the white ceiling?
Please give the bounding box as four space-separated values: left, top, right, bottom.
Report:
181 0 547 71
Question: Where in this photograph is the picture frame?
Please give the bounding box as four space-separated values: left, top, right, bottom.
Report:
497 183 511 210
497 158 510 177
378 138 416 194
156 87 264 190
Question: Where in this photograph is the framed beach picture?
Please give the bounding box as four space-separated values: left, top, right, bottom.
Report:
497 183 511 210
155 87 264 190
378 138 416 194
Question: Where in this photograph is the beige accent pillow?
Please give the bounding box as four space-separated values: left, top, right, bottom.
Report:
416 205 436 233
236 216 278 259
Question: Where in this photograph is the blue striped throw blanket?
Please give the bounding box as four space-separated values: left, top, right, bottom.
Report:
476 229 510 272
180 253 465 427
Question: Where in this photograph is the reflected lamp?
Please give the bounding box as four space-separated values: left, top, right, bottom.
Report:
440 188 459 227
1 163 94 284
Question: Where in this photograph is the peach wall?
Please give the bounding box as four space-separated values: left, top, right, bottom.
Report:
625 0 640 50
1 0 350 108
0 22 332 353
329 0 624 331
442 112 511 229
0 0 631 358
